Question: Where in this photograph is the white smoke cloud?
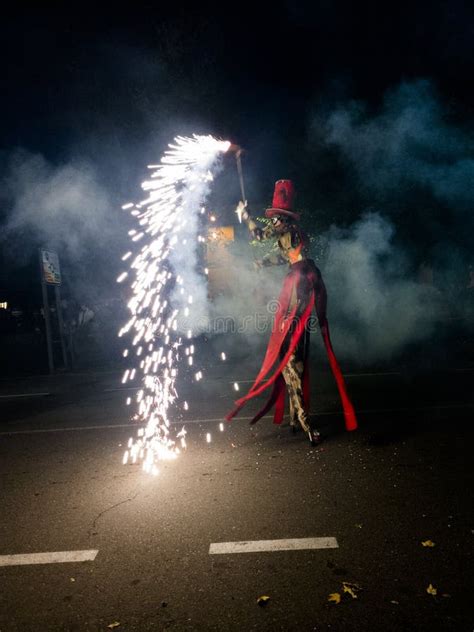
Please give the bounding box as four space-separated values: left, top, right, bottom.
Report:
1 149 119 261
301 79 474 363
321 213 444 362
323 79 474 214
201 214 445 366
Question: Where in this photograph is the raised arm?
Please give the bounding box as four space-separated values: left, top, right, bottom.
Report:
236 201 276 242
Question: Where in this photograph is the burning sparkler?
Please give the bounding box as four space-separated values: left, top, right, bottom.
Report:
118 134 231 475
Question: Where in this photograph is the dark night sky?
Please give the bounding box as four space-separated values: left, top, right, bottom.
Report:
3 4 473 140
1 1 474 304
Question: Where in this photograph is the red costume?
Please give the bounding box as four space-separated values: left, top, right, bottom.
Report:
227 180 357 444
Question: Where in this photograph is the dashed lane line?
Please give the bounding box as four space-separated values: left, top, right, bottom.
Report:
0 550 98 567
209 537 339 554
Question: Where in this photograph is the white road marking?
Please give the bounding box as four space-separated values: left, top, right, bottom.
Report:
0 550 98 567
209 537 339 554
0 402 472 436
0 423 136 436
103 387 140 393
228 372 401 383
0 392 50 399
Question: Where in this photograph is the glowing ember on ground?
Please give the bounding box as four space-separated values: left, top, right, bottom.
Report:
118 135 230 474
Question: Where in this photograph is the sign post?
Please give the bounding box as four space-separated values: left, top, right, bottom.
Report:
39 249 67 373
55 285 68 369
40 255 54 374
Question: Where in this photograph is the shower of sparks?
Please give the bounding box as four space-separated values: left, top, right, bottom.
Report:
118 134 230 474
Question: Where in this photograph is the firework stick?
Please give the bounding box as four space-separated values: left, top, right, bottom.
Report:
236 150 246 207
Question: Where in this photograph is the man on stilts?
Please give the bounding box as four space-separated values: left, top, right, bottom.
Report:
226 179 358 445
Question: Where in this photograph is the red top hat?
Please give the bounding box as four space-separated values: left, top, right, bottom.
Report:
265 180 300 220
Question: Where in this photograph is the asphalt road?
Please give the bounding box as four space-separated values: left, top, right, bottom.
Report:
0 362 473 631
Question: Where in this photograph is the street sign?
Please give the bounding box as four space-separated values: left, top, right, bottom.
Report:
207 226 234 245
40 250 61 285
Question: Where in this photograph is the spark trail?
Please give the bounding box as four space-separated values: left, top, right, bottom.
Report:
118 135 230 475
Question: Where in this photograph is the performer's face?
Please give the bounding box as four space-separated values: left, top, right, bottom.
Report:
271 215 287 232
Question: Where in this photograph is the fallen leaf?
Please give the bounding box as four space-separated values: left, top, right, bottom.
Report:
107 623 121 629
342 582 361 599
421 540 436 547
328 593 341 604
426 584 437 596
70 578 75 582
257 595 270 607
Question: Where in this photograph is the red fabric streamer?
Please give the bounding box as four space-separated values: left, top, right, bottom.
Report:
320 323 358 431
226 262 357 432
